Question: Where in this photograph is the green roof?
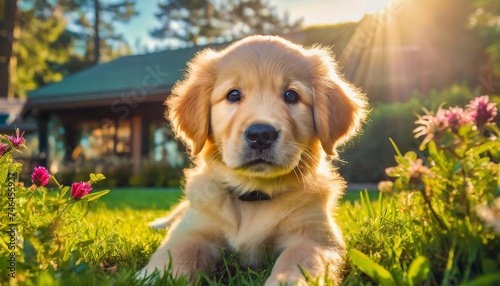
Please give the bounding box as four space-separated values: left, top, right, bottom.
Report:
28 43 229 106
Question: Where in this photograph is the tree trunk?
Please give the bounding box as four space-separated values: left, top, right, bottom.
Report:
93 0 100 65
0 0 18 98
8 4 20 98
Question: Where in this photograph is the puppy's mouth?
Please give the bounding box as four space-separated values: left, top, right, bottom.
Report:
238 148 279 169
242 158 276 167
226 147 301 178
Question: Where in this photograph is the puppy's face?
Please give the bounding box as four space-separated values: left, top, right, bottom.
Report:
167 36 367 179
209 43 317 178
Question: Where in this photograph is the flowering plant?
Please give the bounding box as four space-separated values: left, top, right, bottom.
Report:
377 96 500 283
0 129 109 280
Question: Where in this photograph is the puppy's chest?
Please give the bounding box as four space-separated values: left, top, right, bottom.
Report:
221 202 287 265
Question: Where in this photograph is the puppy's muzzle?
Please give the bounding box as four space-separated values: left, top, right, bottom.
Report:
245 124 278 151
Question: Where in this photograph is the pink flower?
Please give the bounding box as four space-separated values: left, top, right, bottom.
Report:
445 107 471 133
31 166 50 187
414 107 449 145
71 182 92 199
7 128 25 148
435 108 450 127
467 95 497 127
0 143 7 157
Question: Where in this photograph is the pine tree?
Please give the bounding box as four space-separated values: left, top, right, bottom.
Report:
151 0 302 48
9 0 137 97
69 0 138 64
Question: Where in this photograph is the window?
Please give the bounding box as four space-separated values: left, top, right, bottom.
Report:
78 118 131 160
149 121 185 167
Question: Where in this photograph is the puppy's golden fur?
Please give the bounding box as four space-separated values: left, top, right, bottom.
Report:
139 35 368 285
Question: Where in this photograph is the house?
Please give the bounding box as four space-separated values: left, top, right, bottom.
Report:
27 42 231 176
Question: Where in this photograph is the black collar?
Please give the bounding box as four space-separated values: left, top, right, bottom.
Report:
238 191 272 202
229 188 272 202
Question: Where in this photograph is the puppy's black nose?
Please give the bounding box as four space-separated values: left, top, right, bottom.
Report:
245 124 278 150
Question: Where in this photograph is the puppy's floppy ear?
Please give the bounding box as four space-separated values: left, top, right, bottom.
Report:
166 49 218 156
309 48 368 156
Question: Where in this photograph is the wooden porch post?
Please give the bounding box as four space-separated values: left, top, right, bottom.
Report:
131 115 142 174
63 123 79 162
38 112 49 167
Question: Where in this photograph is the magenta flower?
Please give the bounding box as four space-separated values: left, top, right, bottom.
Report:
31 166 51 187
71 182 92 199
7 128 25 148
0 143 7 157
467 95 497 127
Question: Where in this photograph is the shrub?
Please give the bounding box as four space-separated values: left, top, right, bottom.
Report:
339 85 496 182
135 161 184 188
0 130 110 283
354 96 500 284
58 160 184 188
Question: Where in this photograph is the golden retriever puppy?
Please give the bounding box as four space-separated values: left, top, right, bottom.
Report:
139 35 368 285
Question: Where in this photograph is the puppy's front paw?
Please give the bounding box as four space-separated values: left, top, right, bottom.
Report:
135 264 168 281
265 275 307 286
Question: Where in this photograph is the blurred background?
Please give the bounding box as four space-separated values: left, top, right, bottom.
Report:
1 0 499 187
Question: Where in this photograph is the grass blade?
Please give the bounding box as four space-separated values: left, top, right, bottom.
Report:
389 138 403 159
407 256 430 286
348 249 397 286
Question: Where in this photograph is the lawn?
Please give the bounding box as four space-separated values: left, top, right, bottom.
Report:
19 188 381 285
96 188 183 209
95 187 379 209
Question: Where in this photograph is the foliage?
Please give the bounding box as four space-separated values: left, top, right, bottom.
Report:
339 84 483 182
0 130 110 283
129 161 184 188
343 190 497 286
469 0 500 77
10 1 137 98
151 0 302 47
0 193 171 284
13 3 70 97
368 96 500 284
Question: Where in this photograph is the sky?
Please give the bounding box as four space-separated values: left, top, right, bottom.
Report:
114 0 394 54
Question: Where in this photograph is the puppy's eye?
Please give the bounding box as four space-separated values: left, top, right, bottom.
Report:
226 90 241 102
284 90 299 104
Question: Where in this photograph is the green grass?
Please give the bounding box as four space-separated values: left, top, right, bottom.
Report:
27 188 379 285
341 189 378 203
50 189 382 285
96 188 183 210
97 188 377 209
